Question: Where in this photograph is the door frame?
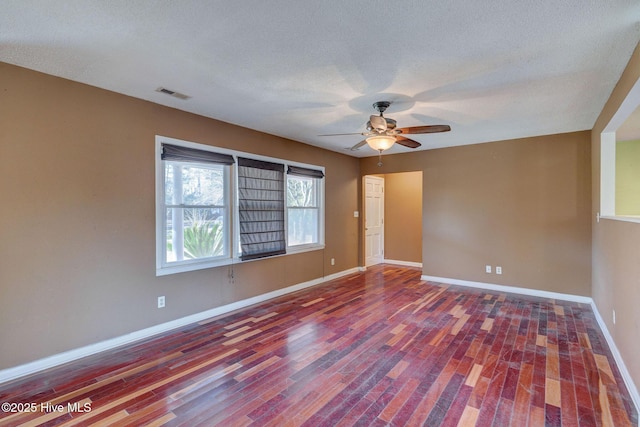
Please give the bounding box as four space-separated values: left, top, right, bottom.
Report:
364 175 385 267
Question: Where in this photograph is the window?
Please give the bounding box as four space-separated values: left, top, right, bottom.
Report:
158 142 233 274
156 136 324 275
164 162 228 261
287 166 324 248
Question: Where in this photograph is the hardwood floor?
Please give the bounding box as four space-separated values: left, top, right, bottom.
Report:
0 265 636 426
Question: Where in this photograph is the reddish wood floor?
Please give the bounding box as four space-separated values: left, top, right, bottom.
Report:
0 265 636 426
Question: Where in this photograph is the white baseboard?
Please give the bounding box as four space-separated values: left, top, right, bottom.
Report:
421 275 592 303
589 300 640 421
384 259 422 268
360 260 422 270
421 275 639 420
0 267 360 385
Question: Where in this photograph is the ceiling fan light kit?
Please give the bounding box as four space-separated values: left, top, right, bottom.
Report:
366 135 396 151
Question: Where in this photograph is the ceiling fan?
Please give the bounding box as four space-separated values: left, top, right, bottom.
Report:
320 101 451 164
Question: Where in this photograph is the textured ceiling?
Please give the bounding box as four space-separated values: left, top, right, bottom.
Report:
2 1 640 157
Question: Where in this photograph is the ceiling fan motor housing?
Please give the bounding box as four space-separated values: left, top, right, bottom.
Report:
373 101 391 114
369 115 387 132
369 101 395 132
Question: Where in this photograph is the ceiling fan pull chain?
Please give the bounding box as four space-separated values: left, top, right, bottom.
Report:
378 150 383 167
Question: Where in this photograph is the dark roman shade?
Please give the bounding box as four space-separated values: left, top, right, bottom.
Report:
238 157 286 261
287 165 325 179
162 144 234 165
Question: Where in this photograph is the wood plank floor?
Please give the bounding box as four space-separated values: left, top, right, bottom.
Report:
0 265 637 426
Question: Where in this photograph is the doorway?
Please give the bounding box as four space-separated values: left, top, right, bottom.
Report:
363 171 423 268
364 175 384 266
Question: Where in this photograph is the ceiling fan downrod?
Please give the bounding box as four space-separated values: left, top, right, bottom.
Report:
372 101 391 115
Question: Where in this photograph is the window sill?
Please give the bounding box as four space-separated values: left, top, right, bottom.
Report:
156 245 325 276
599 215 640 224
287 243 325 254
156 257 233 276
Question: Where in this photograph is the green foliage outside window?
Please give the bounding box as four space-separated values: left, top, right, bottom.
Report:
183 217 224 259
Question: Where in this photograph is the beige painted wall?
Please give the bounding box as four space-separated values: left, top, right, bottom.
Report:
592 42 640 392
0 63 360 369
5 53 632 396
616 139 640 215
361 131 592 296
383 172 422 263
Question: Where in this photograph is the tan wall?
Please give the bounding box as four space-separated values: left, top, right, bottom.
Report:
0 63 360 369
383 172 422 263
592 42 640 391
616 139 640 215
361 131 592 295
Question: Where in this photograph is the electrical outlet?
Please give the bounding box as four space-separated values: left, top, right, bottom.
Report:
354 211 359 218
331 258 335 266
485 265 492 273
496 266 502 275
158 296 165 308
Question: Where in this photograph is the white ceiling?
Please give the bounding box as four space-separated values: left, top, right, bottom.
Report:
2 1 640 157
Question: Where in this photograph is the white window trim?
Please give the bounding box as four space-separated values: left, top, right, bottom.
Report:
156 135 325 276
161 162 232 271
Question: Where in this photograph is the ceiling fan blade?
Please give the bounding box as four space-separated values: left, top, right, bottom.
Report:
398 125 451 134
370 115 387 132
350 140 368 151
395 135 421 149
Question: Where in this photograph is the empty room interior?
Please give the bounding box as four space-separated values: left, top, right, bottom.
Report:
1 2 640 426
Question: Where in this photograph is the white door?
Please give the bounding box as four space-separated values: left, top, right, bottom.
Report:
365 176 384 266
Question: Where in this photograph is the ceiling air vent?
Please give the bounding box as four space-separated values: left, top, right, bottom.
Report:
155 87 191 100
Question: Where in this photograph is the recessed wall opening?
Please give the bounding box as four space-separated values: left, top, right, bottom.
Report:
600 73 640 222
363 171 423 268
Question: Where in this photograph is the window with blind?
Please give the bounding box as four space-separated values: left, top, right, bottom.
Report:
156 136 325 275
159 144 233 273
287 166 324 248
